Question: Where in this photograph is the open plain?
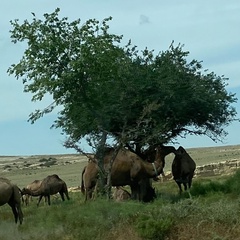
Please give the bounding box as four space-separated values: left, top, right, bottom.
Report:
1 144 240 189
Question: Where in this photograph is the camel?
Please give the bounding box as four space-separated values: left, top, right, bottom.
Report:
0 177 23 224
21 174 70 206
81 145 175 201
112 187 131 201
172 146 196 194
22 180 48 206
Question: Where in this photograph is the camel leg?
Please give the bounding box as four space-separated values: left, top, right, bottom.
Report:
16 202 23 224
130 183 140 200
25 195 29 206
177 182 183 194
37 195 43 206
59 192 65 201
84 190 88 202
84 188 91 202
187 189 192 199
188 175 193 189
47 195 51 205
10 186 23 224
8 203 18 224
65 192 70 200
62 184 70 201
187 179 193 199
60 191 70 202
85 186 95 202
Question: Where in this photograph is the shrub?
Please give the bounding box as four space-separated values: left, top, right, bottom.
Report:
190 180 224 196
223 170 240 195
135 213 173 240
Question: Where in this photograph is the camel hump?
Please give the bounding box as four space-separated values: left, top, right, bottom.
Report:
49 174 61 179
176 146 186 155
175 146 192 160
32 180 41 184
0 177 11 184
173 146 196 172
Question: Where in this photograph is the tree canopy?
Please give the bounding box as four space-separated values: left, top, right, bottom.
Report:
8 8 238 153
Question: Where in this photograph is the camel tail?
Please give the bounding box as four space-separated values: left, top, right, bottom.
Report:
81 166 86 194
63 182 70 200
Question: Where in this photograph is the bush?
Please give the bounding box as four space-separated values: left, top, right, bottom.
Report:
190 170 240 196
223 170 240 195
38 157 57 167
191 179 224 196
135 213 173 240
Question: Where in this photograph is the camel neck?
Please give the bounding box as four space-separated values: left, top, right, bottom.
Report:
26 188 42 196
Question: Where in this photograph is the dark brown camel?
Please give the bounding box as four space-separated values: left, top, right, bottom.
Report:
0 177 23 224
21 174 70 206
172 146 196 194
81 145 175 201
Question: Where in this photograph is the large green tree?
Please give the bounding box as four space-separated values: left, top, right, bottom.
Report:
8 8 238 156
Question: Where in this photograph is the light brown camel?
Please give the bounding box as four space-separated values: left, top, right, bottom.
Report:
81 145 175 201
0 177 23 224
22 180 48 206
172 146 196 194
21 174 70 206
112 187 131 201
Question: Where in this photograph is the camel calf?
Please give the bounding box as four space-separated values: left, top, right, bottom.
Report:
172 146 196 194
112 187 131 201
22 180 48 206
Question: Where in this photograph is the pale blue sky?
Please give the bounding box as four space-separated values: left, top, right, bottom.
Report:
0 0 239 155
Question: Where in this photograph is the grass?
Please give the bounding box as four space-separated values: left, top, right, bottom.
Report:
1 145 240 239
2 171 240 239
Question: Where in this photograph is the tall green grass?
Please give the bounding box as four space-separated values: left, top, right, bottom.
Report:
191 169 240 196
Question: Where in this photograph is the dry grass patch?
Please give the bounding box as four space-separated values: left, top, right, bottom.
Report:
168 221 240 240
105 222 142 240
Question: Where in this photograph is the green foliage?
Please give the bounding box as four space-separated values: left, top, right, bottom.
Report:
8 8 238 151
190 170 240 197
191 180 225 196
223 169 240 195
135 214 173 240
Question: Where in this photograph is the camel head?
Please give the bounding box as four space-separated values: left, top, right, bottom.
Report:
143 145 176 162
155 145 176 157
21 188 28 195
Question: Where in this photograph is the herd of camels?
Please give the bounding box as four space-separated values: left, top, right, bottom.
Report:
0 145 196 224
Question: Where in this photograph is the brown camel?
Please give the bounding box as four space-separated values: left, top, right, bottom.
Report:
22 180 48 206
172 146 196 194
21 174 70 206
112 187 131 201
0 177 23 224
81 145 175 201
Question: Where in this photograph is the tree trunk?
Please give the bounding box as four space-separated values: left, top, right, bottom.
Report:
105 145 122 199
95 131 108 197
